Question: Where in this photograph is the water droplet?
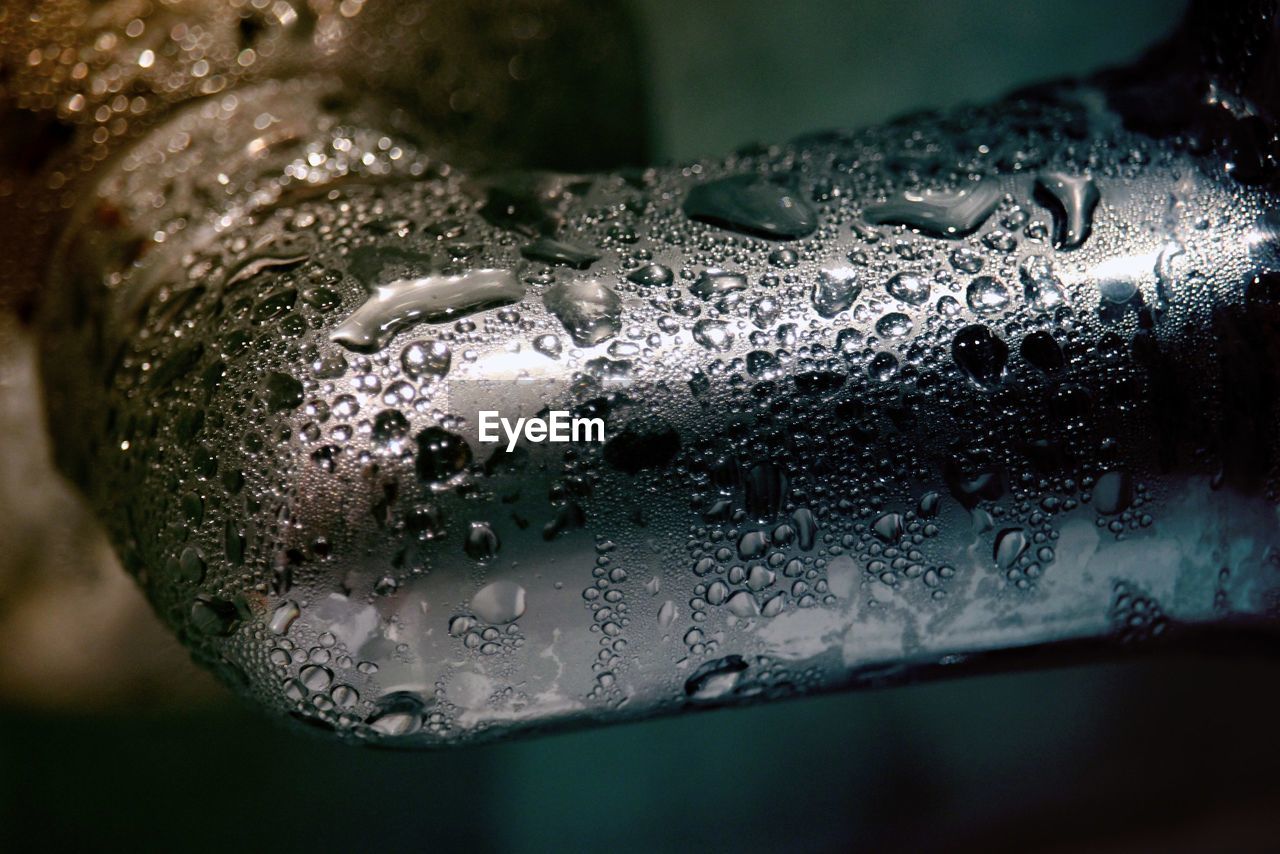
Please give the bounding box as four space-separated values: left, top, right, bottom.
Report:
191 595 239 636
627 263 673 287
868 352 899 381
884 270 930 305
311 353 347 379
952 323 1008 389
737 529 769 559
875 311 913 339
1035 171 1099 249
726 590 759 617
252 288 297 323
863 178 1001 237
1019 255 1067 312
1093 470 1133 514
264 371 303 411
178 547 206 583
331 684 359 709
791 507 817 550
811 268 861 318
693 319 733 351
684 174 817 239
1092 253 1149 304
936 295 963 316
533 334 562 359
750 296 780 328
965 276 1009 313
949 246 984 273
464 521 501 560
690 269 748 300
269 600 300 635
331 268 524 351
994 528 1029 569
746 350 781 379
471 580 527 624
544 278 622 346
401 340 451 378
872 512 904 542
372 410 410 446
520 236 599 269
769 248 800 268
366 691 427 736
684 655 749 702
300 664 333 692
1020 330 1064 372
415 427 471 481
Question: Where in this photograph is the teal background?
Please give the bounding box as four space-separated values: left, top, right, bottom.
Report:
626 0 1185 161
4 659 1279 850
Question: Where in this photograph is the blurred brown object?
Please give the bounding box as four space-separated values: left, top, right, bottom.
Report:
0 313 221 708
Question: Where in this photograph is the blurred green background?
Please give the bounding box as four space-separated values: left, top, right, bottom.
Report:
11 1 1280 852
5 659 1279 851
626 0 1186 161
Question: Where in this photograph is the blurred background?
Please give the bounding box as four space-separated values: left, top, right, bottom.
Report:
8 0 1280 850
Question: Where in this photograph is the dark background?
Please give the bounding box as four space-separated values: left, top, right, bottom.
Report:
8 1 1280 851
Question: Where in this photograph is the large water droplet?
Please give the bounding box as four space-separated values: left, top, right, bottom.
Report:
811 268 861 318
471 580 527 624
690 269 748 300
520 236 600 270
872 511 904 542
1019 255 1067 312
1093 470 1133 514
1035 171 1100 249
1020 330 1064 372
264 371 303 412
331 268 524 351
952 323 1008 389
627 263 673 287
684 175 817 240
692 319 733 351
544 278 622 346
993 528 1029 569
684 655 749 702
875 312 913 339
863 178 1001 237
366 691 427 736
884 269 931 305
415 427 472 482
965 275 1010 314
464 521 501 560
400 340 451 378
726 590 760 617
